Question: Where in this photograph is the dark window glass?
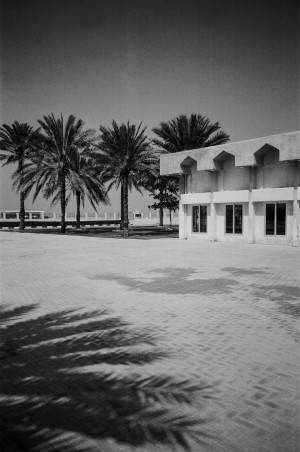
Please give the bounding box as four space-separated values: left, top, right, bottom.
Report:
200 205 207 232
276 203 286 235
6 213 17 219
192 206 199 232
234 205 243 234
266 204 275 235
226 205 233 233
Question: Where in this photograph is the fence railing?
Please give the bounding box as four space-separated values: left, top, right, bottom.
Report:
0 210 179 226
45 211 178 220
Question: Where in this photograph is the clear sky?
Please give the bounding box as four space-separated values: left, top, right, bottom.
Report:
0 0 299 213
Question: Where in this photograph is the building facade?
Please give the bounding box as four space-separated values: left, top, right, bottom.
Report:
160 131 300 246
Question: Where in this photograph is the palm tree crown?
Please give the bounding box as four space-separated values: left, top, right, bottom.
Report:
92 121 159 234
152 114 230 153
19 114 99 233
0 121 39 230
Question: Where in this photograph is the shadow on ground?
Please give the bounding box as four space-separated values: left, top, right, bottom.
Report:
0 305 213 451
252 284 300 318
90 267 238 295
2 226 179 240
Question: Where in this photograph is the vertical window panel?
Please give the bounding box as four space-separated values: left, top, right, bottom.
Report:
234 205 243 234
276 203 286 235
200 205 207 232
192 206 199 232
226 205 233 233
266 204 275 235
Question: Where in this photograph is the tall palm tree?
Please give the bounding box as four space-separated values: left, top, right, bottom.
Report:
0 121 39 230
19 114 96 233
152 114 230 225
70 152 109 229
93 121 158 236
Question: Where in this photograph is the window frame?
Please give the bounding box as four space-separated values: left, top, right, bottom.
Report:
192 205 208 234
265 202 286 237
225 203 243 235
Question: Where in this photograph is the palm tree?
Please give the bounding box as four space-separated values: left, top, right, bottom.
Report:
19 114 97 233
152 114 230 225
70 152 109 229
0 121 39 230
93 121 158 236
152 113 230 152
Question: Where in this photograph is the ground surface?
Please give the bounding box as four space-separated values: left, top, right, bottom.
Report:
0 230 299 451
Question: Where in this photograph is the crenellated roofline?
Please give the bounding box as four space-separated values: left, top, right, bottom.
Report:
160 131 300 176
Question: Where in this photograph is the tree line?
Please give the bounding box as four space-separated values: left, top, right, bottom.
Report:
0 114 229 235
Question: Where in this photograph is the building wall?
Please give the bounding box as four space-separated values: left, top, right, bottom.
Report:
187 167 212 193
256 163 295 189
186 161 295 193
184 200 297 245
222 168 250 191
253 201 294 245
181 160 299 246
164 132 300 246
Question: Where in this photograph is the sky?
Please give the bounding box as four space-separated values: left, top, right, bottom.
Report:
0 0 299 214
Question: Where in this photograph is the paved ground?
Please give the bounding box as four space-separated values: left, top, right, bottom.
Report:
0 231 299 451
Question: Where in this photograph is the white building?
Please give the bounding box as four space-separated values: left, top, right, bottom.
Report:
160 131 300 246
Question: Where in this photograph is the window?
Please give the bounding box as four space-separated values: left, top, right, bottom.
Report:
192 205 207 233
226 204 243 234
265 203 286 236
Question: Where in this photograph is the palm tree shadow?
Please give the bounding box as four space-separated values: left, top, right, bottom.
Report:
0 305 214 451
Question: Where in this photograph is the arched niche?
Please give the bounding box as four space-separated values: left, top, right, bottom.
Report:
180 156 197 174
213 150 235 170
254 144 279 166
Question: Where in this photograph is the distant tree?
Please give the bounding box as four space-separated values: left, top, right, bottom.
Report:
92 121 159 236
148 178 179 227
18 114 99 233
152 114 230 225
0 121 39 230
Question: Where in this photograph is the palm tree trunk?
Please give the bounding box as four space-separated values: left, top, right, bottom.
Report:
60 176 66 233
19 191 25 231
76 191 81 229
169 210 172 227
159 205 164 227
120 184 124 230
18 162 25 231
159 179 164 227
122 174 129 237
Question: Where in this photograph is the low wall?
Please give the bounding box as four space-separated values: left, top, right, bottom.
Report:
0 219 121 229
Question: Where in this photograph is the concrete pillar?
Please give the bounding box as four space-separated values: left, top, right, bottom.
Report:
210 171 217 241
292 162 300 247
248 166 257 244
210 201 217 241
179 202 186 239
219 170 224 191
104 212 108 220
292 198 299 247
